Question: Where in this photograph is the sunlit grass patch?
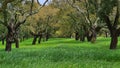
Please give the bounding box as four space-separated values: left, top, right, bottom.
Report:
0 37 120 68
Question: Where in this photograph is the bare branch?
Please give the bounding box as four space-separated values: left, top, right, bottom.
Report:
37 0 49 6
30 0 34 15
103 14 112 32
29 0 49 15
42 0 49 6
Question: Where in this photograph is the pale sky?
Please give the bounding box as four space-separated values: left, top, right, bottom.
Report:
38 0 45 4
38 0 51 4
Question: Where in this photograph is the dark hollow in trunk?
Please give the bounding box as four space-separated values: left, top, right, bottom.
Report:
75 32 79 40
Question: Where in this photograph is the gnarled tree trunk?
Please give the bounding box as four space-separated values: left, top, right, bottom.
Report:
86 31 92 42
5 31 13 51
110 31 118 49
91 30 97 43
5 24 20 51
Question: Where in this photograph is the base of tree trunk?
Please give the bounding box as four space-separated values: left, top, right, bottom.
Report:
32 36 38 45
5 42 12 51
15 39 19 48
80 36 85 42
109 35 118 49
86 35 92 42
91 37 96 43
75 32 79 41
38 36 42 44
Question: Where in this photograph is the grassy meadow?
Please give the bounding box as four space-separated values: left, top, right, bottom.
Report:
0 37 120 68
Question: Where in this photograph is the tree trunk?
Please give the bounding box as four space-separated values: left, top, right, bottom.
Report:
105 31 108 37
75 32 79 40
86 33 92 42
110 33 118 49
5 42 12 51
91 30 97 43
38 35 42 44
86 36 91 42
32 36 38 45
46 33 49 41
2 38 4 45
80 35 85 42
1 33 5 45
5 35 12 51
5 27 14 51
15 38 19 48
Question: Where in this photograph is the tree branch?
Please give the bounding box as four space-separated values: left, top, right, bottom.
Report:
15 16 27 29
103 14 112 32
113 5 119 28
30 31 42 36
66 0 91 25
0 0 15 12
15 0 49 29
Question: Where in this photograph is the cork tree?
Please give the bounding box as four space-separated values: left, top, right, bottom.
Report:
0 0 48 51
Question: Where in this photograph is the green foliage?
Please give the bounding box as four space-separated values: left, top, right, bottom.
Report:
98 0 118 17
0 38 120 68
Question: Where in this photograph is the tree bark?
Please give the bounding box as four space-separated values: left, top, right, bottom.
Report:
5 34 12 51
38 35 42 44
2 38 4 45
86 31 92 42
46 32 49 41
91 30 97 43
110 32 118 49
86 35 92 42
5 26 14 51
80 35 85 42
5 41 12 51
32 36 38 45
14 38 19 48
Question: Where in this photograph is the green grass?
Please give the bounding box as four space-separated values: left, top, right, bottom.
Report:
0 37 120 68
